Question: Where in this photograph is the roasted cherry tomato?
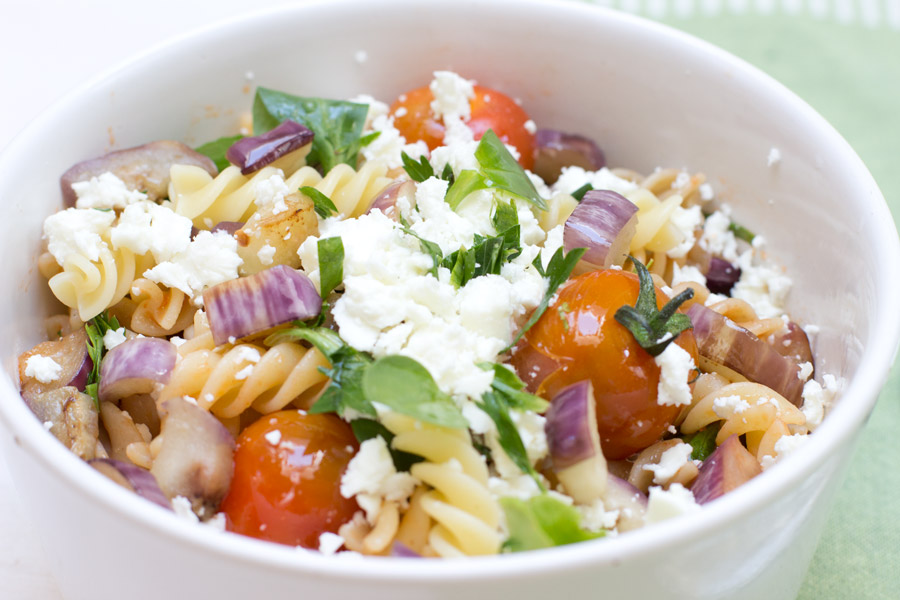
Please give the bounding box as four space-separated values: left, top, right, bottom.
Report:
390 84 535 170
510 269 698 460
220 410 359 548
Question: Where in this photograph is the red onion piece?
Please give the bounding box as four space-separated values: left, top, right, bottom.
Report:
564 189 638 271
390 542 422 558
18 328 92 402
690 434 761 504
226 120 314 175
151 397 235 517
686 303 804 405
603 474 647 532
98 338 176 404
90 458 173 510
532 129 606 185
769 321 814 367
705 257 741 295
545 380 608 504
367 179 416 220
61 140 217 206
203 265 321 347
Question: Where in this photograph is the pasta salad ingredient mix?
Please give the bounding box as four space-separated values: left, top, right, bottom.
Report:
18 71 841 558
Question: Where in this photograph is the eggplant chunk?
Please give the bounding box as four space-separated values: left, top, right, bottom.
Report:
18 328 91 402
23 386 99 460
60 140 217 206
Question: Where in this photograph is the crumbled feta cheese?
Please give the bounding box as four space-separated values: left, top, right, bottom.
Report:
672 171 691 189
767 147 782 167
234 365 254 380
671 263 706 287
645 483 700 523
24 355 62 383
429 71 475 120
264 430 282 445
256 243 276 266
144 230 243 297
340 437 419 524
43 207 116 265
798 362 813 381
654 343 695 407
643 442 694 485
72 172 147 209
103 327 127 351
698 183 714 201
712 394 751 417
552 166 638 198
666 205 703 258
110 201 192 262
253 172 291 215
577 498 620 531
523 119 537 135
319 532 346 555
172 496 198 522
698 209 739 262
732 250 792 319
801 374 840 429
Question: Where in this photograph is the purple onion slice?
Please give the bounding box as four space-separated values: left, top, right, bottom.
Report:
705 257 741 295
603 475 647 532
367 179 416 220
564 190 638 271
18 328 92 403
690 434 761 505
545 380 608 504
90 458 172 510
98 338 176 404
390 542 422 558
226 120 314 175
769 321 814 367
686 304 804 405
532 129 606 185
203 265 321 347
60 140 217 206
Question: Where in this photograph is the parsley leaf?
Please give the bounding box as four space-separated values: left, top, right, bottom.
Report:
317 237 344 297
83 311 121 408
350 419 423 472
474 130 546 211
252 88 369 172
445 170 488 210
479 363 548 413
613 256 694 357
195 135 244 171
478 390 543 487
401 152 434 183
301 186 339 218
491 199 519 234
500 495 604 553
444 246 476 289
683 422 722 461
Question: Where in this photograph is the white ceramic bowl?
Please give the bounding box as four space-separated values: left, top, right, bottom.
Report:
1 1 898 599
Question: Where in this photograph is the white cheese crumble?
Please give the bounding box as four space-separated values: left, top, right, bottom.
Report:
643 442 694 485
24 355 62 383
698 209 739 263
732 249 792 319
645 483 700 523
577 498 620 531
654 343 695 407
671 263 706 287
767 147 782 167
698 183 715 201
253 172 291 215
264 430 282 446
712 394 751 418
429 71 475 120
143 230 243 297
72 172 147 209
318 532 346 555
801 374 840 429
102 327 127 351
110 201 192 263
256 243 276 266
43 207 116 265
798 361 814 381
340 437 419 524
551 166 638 198
666 205 703 259
523 119 537 135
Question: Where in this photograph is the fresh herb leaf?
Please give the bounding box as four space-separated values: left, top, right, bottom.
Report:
614 256 694 357
478 390 544 488
401 151 435 183
350 419 423 472
474 130 547 210
317 237 344 297
571 183 593 202
507 246 586 351
265 323 343 356
83 311 121 408
195 135 244 171
531 251 546 277
500 494 603 553
478 362 549 413
252 88 369 172
491 199 519 234
362 355 468 428
445 169 489 210
301 186 339 218
683 422 722 461
729 221 756 243
440 163 455 185
443 246 476 289
400 227 443 277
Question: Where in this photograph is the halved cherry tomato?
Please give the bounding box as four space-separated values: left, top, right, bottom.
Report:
390 84 535 170
510 269 698 460
220 410 359 549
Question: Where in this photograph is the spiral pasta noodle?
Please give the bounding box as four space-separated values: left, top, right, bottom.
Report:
168 165 282 228
285 161 393 218
110 278 196 337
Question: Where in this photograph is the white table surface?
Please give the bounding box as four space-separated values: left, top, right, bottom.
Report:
0 2 303 597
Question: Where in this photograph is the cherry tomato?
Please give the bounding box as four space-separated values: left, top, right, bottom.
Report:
510 269 699 460
220 411 359 548
390 84 535 170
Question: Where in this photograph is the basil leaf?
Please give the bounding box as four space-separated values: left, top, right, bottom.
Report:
362 355 468 428
253 88 369 172
265 324 344 358
478 363 549 413
443 245 476 289
317 237 344 297
350 419 423 472
195 135 244 171
501 495 604 553
445 170 489 210
684 422 722 461
491 199 519 234
474 130 546 210
83 311 121 409
301 186 338 218
507 246 586 350
478 390 543 487
312 345 376 418
401 151 434 183
571 183 593 202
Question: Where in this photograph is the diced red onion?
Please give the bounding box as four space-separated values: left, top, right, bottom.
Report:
203 265 321 347
226 120 314 175
603 475 647 532
545 380 608 504
532 129 606 185
61 140 217 206
769 321 814 367
705 257 741 295
564 190 638 271
686 303 804 405
367 180 416 220
690 434 761 505
90 458 172 510
98 338 176 404
390 542 421 558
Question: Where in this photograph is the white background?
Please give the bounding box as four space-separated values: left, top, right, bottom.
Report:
0 1 308 597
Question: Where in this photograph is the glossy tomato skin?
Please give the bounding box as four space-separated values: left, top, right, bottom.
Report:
220 411 359 549
511 269 698 460
390 84 535 170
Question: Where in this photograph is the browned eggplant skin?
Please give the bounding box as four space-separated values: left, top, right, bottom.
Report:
23 386 100 460
60 140 217 206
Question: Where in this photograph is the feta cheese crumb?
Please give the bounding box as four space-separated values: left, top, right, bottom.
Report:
643 442 694 485
801 374 840 429
671 263 706 287
24 355 62 384
798 361 813 381
767 147 782 167
72 172 148 209
264 430 282 446
654 343 695 407
257 243 276 266
172 496 198 522
319 532 346 555
429 71 475 121
523 119 537 134
43 207 116 265
143 230 243 297
102 327 127 351
110 201 193 263
645 483 700 523
254 173 291 215
698 183 714 201
340 437 419 524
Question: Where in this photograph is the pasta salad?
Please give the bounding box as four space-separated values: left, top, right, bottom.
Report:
17 71 840 557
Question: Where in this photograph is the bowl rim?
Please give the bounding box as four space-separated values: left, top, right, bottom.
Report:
1 0 899 583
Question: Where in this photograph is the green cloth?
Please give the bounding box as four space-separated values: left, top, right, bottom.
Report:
578 2 900 597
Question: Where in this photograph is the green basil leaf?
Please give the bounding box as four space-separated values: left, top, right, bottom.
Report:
312 345 376 418
265 324 344 359
350 419 423 472
401 151 435 183
317 237 344 298
474 130 546 210
501 495 604 553
301 186 338 218
478 363 549 413
571 183 593 202
253 88 369 172
445 169 489 210
684 422 722 461
362 355 467 428
195 135 244 172
443 245 476 289
491 199 519 234
478 391 543 487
